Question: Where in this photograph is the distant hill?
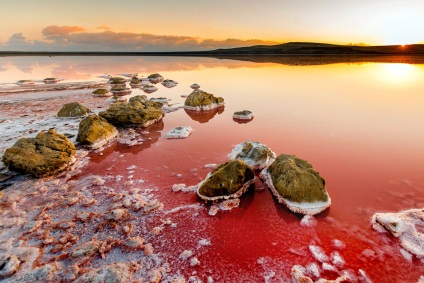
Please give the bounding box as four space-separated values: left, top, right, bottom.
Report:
203 42 424 55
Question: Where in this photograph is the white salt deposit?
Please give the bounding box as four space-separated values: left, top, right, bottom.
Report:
322 262 338 273
179 250 193 260
190 257 200 266
197 239 211 248
358 269 373 283
228 141 276 170
309 245 329 263
400 248 413 262
233 110 254 120
305 262 320 278
165 126 192 139
330 251 345 268
332 239 346 250
300 215 317 227
204 164 217 169
372 208 424 259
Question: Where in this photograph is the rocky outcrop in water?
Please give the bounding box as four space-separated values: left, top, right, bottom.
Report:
260 154 331 215
148 73 164 83
99 101 163 128
74 262 132 283
92 89 111 97
2 129 76 177
372 208 424 259
197 160 255 201
165 126 192 139
233 110 254 120
77 115 118 149
229 141 276 170
109 77 126 86
57 102 91 118
129 95 148 104
184 90 224 111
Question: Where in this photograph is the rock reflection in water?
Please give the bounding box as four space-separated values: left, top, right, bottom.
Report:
184 107 224 124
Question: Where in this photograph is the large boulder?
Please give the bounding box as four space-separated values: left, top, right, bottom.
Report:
184 90 224 111
57 102 91 118
259 154 331 215
197 160 255 201
2 129 76 177
99 101 163 128
229 141 276 170
77 115 118 149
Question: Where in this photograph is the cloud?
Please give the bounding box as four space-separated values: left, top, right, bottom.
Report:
6 33 33 50
97 26 111 30
0 26 281 52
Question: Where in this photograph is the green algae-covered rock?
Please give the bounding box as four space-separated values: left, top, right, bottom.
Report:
128 95 148 103
92 88 111 97
260 154 331 215
109 77 126 85
2 129 76 177
197 160 255 201
57 102 91 118
99 101 163 128
77 115 118 149
184 90 224 111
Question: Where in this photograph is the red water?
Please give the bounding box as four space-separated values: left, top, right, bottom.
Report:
3 57 424 281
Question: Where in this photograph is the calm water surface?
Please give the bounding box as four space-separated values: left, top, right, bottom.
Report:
1 56 423 282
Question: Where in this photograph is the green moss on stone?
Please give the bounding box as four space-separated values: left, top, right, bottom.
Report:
57 102 91 117
267 154 328 203
2 129 76 177
92 89 109 95
147 73 162 78
129 95 148 103
184 90 224 108
76 115 117 147
198 160 254 198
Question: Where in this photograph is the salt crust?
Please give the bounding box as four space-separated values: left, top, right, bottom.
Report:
197 175 256 201
184 102 225 111
260 168 331 215
371 208 424 259
233 111 254 120
228 141 276 170
165 126 192 139
208 199 241 216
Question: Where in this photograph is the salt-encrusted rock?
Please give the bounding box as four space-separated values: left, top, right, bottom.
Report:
142 84 158 93
92 88 111 97
2 129 76 177
165 126 192 139
197 160 255 201
57 102 91 117
259 154 331 215
0 253 21 277
129 95 148 103
291 265 348 283
184 90 224 111
99 101 163 128
109 77 126 86
71 240 100 258
110 86 132 96
233 110 254 120
77 115 118 149
371 208 424 259
150 97 169 105
130 76 141 87
16 80 35 85
74 262 132 283
12 263 59 283
161 79 178 88
148 73 164 83
190 83 200 89
228 141 276 170
43 77 60 84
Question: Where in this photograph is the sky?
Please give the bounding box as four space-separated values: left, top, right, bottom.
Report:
0 0 423 51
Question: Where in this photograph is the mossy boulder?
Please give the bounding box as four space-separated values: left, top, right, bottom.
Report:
2 129 76 177
184 90 224 111
92 89 111 97
229 141 276 170
260 154 331 215
109 77 126 85
147 73 163 83
77 115 118 149
57 102 91 118
128 95 148 103
197 160 255 201
99 101 163 128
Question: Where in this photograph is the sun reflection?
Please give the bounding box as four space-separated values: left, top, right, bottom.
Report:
379 63 417 83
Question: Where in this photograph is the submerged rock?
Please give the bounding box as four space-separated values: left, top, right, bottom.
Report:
184 90 224 111
74 262 132 283
2 129 76 177
16 80 35 85
197 160 255 201
165 126 192 139
371 208 424 259
99 101 163 128
233 110 254 120
161 79 178 88
259 154 331 215
141 84 158 93
228 141 276 170
92 88 111 97
77 115 118 149
0 254 21 278
110 86 132 96
57 102 91 118
43 77 60 84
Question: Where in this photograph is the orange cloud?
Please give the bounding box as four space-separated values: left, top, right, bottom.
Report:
97 26 111 30
42 25 86 36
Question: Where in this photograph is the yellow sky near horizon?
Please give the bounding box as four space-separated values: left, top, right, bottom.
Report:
0 0 423 51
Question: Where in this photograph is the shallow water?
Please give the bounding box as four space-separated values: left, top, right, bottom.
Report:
1 56 424 282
